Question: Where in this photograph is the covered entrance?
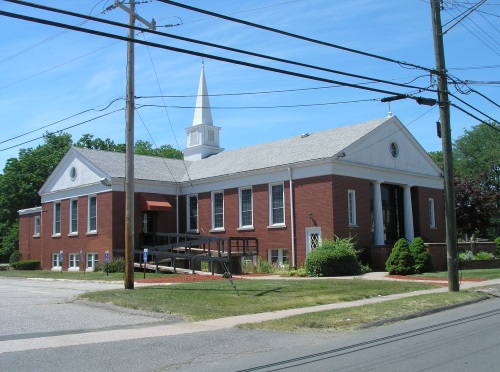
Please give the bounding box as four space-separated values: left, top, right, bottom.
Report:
370 183 406 245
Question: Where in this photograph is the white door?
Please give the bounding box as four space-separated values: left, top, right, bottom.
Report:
305 227 322 254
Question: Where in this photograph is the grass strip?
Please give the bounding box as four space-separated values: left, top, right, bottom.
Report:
412 268 500 280
238 291 486 332
79 279 438 321
0 270 168 282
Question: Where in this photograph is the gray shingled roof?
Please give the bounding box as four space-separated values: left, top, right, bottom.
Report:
75 117 389 183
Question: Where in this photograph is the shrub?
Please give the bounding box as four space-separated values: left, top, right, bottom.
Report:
94 258 125 273
305 237 364 277
0 265 10 271
385 239 415 275
409 237 433 273
475 251 494 260
495 237 500 256
459 250 475 261
10 260 41 270
9 250 22 264
257 257 274 274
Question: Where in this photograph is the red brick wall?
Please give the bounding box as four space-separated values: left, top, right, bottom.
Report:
412 187 445 242
18 213 43 262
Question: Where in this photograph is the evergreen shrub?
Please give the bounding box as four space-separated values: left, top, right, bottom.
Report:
305 237 365 277
94 258 125 273
409 237 433 273
385 238 415 275
495 237 500 256
9 250 22 264
10 260 41 270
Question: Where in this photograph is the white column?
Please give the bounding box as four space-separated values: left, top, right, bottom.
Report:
403 185 415 242
373 181 384 245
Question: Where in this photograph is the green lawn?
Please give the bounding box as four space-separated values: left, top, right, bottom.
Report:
0 270 167 282
412 268 500 280
79 279 439 321
238 291 486 332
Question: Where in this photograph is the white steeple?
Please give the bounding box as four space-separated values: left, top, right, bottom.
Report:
192 62 213 126
183 63 223 161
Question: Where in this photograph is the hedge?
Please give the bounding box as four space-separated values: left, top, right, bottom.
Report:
10 260 41 270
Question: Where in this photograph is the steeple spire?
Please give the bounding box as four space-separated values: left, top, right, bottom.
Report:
192 61 213 126
183 62 223 161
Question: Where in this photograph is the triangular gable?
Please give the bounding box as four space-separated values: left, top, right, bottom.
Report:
340 116 442 178
39 148 111 196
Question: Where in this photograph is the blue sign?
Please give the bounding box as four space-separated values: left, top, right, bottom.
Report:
143 249 148 263
59 250 63 263
105 251 109 264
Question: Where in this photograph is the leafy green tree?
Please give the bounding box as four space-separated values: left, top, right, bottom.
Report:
75 134 125 152
134 140 183 159
409 237 432 273
428 150 444 170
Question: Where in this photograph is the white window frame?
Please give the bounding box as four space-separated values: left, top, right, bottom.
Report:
69 198 78 235
187 194 198 232
268 248 289 268
86 252 98 272
268 182 285 227
68 253 80 271
211 191 224 231
348 189 357 226
239 187 253 229
429 198 436 228
87 195 97 234
51 253 61 271
53 201 61 236
33 215 40 237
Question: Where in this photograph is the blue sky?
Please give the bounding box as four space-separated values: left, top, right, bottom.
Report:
0 0 498 172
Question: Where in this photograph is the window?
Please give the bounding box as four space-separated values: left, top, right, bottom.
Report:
142 212 156 233
268 249 289 268
269 183 284 226
88 195 97 233
208 129 215 142
53 202 61 235
348 190 357 226
34 216 40 236
86 253 98 272
429 198 436 228
390 141 399 158
68 253 80 271
70 199 78 234
187 195 198 231
189 131 198 145
211 191 224 230
52 253 61 269
239 187 253 228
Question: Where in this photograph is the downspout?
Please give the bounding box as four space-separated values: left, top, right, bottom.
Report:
288 167 296 268
176 185 180 243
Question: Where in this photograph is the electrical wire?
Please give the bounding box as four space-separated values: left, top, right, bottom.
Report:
0 108 124 152
0 98 124 145
2 1 436 94
156 0 437 74
0 9 435 103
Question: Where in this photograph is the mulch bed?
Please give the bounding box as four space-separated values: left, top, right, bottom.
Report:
387 275 485 282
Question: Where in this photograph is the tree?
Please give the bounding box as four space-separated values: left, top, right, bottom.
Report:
409 237 432 274
428 150 444 171
385 238 415 275
134 140 183 159
455 173 499 237
75 134 125 152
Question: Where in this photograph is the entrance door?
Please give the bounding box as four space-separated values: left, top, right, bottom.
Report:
305 227 322 255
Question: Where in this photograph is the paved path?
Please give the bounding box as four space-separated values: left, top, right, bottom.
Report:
1 274 500 355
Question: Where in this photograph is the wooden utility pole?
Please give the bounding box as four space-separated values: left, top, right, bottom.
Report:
114 1 156 290
430 0 459 291
124 0 136 290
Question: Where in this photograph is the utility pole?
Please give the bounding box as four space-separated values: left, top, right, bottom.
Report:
430 0 459 292
114 1 156 290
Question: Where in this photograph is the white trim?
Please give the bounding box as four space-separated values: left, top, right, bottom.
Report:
268 182 285 227
238 186 253 228
68 253 80 271
268 248 290 267
51 253 61 270
33 215 40 237
211 190 224 230
348 189 357 226
305 227 322 254
86 252 98 272
87 194 97 233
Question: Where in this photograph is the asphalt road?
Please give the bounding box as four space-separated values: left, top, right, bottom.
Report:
1 277 499 371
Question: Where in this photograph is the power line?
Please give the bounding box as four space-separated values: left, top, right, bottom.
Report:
156 0 437 74
0 10 428 100
3 1 435 94
0 108 124 152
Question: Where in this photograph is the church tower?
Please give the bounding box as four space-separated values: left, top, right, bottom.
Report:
183 63 223 161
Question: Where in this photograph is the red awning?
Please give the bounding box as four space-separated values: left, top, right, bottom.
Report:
140 193 173 212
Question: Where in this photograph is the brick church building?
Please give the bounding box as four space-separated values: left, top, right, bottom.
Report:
18 64 445 272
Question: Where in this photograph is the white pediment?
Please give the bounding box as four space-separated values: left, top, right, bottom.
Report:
39 148 110 197
341 116 442 178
